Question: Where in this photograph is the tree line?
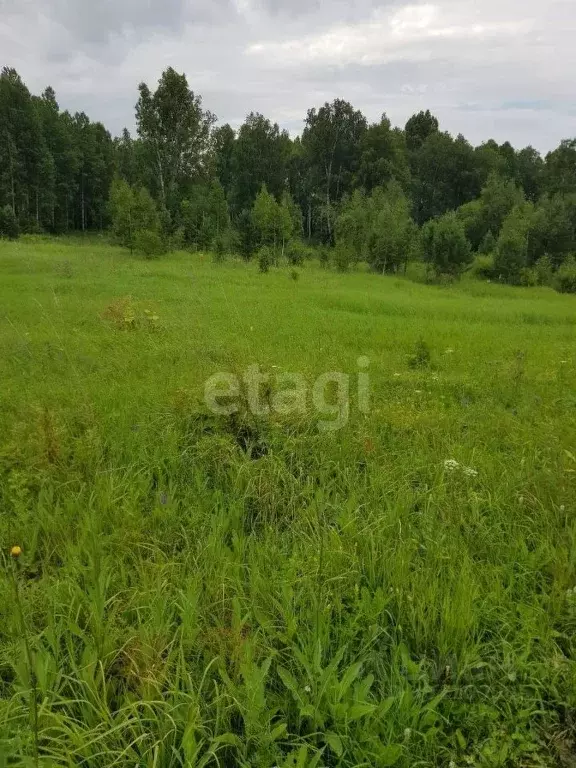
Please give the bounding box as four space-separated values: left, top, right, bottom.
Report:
1 65 576 288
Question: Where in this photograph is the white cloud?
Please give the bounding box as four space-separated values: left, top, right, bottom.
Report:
247 3 533 67
1 0 575 150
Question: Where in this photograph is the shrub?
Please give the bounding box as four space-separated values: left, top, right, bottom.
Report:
334 243 353 272
258 245 272 273
0 205 19 240
421 212 472 277
212 233 227 263
534 255 554 286
554 256 576 293
519 267 539 287
493 203 534 283
469 254 495 280
134 229 164 258
286 240 307 266
319 246 331 269
478 231 497 255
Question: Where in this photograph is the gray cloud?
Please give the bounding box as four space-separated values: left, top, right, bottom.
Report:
1 0 575 150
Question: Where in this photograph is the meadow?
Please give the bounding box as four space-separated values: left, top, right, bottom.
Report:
0 236 575 767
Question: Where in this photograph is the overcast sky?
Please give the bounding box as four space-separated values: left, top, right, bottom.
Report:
1 0 575 151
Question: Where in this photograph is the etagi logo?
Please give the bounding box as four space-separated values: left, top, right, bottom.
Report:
205 357 370 432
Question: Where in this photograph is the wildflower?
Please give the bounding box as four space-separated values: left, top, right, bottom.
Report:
404 728 412 740
304 685 311 693
10 546 22 559
462 466 478 478
393 373 401 377
444 459 460 472
560 505 566 512
444 348 454 354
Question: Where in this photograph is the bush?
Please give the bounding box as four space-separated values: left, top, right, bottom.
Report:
258 245 272 273
211 229 239 262
554 256 576 293
334 243 353 272
469 254 495 280
519 267 539 287
134 229 164 258
0 205 19 240
478 231 497 255
319 246 331 269
212 232 227 263
534 255 554 286
421 212 472 277
286 240 307 266
169 227 186 252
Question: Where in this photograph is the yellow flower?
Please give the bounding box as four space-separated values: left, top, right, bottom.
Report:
10 545 22 559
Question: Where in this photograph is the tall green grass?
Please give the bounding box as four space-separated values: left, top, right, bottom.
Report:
0 236 575 766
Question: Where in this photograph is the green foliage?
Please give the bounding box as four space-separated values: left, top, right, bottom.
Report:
469 254 495 279
133 228 164 258
405 109 439 152
286 240 307 266
334 242 353 271
136 67 215 214
257 244 272 272
421 211 472 276
554 255 576 293
211 229 237 262
109 177 161 252
494 203 534 282
367 183 416 273
478 230 497 255
180 181 230 248
0 204 19 239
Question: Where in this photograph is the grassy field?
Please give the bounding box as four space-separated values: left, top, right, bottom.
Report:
0 236 575 767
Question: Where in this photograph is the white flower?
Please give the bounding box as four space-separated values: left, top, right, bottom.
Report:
462 466 478 478
560 505 566 512
393 372 401 377
444 459 460 472
444 348 454 354
304 685 311 693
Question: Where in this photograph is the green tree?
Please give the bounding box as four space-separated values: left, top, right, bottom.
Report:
405 110 439 152
0 204 19 239
411 132 481 223
252 184 281 251
302 99 367 240
494 203 534 281
136 68 215 215
422 211 472 276
367 183 415 273
544 139 576 195
356 115 410 192
230 113 291 215
109 178 161 252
